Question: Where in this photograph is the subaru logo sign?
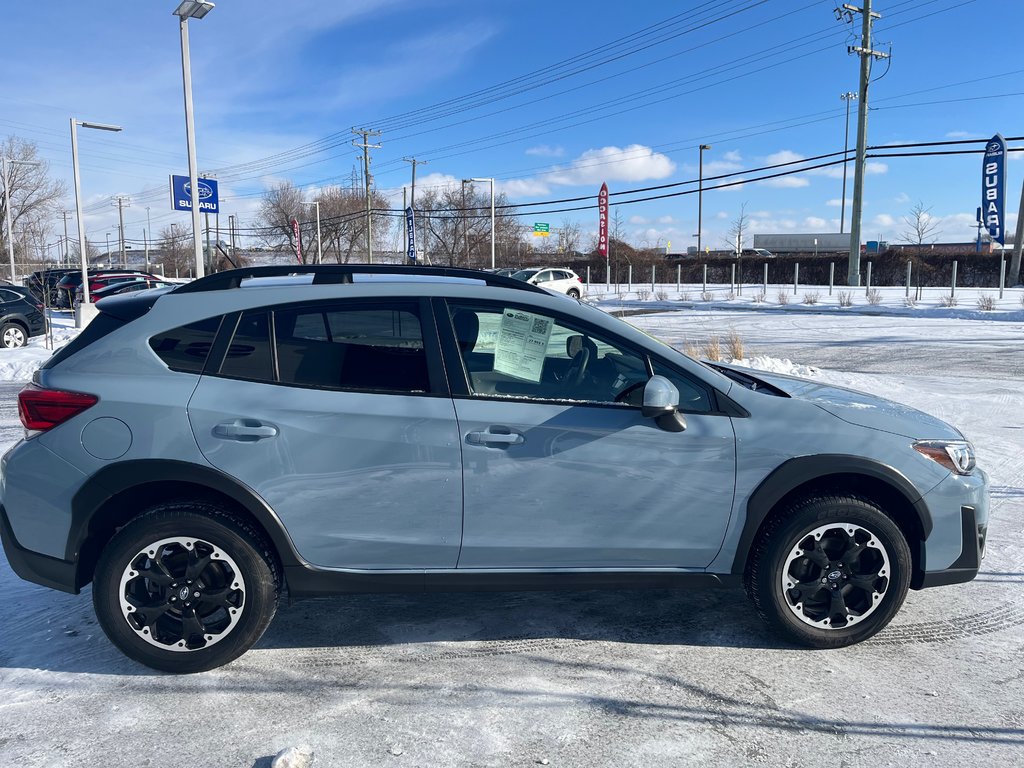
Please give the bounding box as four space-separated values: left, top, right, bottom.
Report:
170 174 220 214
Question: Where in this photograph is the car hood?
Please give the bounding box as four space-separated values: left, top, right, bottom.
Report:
716 363 963 440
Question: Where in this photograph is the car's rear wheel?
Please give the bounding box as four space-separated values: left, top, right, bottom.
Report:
567 287 581 299
746 495 911 648
93 502 280 673
1 322 27 348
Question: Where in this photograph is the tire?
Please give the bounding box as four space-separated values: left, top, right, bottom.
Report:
746 494 911 648
93 501 280 673
1 322 27 348
566 288 581 299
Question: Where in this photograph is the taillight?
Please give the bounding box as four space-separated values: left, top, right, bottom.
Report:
18 384 98 432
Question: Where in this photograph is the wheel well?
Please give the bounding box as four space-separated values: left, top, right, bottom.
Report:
743 472 925 580
75 480 284 590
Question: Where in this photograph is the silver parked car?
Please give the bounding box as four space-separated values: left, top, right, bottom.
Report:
1 266 988 672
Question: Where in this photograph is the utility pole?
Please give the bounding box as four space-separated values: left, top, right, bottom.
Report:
61 210 72 268
145 206 152 274
1010 180 1024 286
113 196 130 268
839 92 857 234
842 0 888 287
403 157 427 263
461 179 470 267
353 128 381 263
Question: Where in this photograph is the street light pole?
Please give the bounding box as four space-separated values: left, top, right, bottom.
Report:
70 118 122 319
174 1 214 280
840 92 857 234
697 144 711 255
2 156 40 283
461 179 470 267
469 178 495 269
301 200 322 263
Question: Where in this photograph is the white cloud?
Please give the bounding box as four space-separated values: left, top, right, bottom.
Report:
657 215 675 224
629 215 650 225
804 216 828 228
826 198 851 207
543 144 676 186
500 145 678 198
873 214 896 227
525 145 564 158
416 172 463 192
945 131 971 139
764 150 804 165
716 211 729 219
500 178 551 198
763 176 810 188
895 192 911 204
722 150 742 163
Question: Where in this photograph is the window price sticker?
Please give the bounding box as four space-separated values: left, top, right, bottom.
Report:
494 309 552 382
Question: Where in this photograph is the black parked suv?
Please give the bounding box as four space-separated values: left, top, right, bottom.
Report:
0 286 45 347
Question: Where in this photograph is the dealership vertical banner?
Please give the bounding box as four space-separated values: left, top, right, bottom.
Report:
291 219 302 263
598 183 609 262
982 134 1007 244
405 207 417 261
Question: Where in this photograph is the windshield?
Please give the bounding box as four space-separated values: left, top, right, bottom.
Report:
511 269 539 281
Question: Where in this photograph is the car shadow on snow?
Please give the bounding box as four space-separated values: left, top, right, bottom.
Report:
254 586 778 653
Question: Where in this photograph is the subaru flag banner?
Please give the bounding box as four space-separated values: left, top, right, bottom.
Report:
291 219 302 263
170 174 219 213
405 207 417 261
982 134 1007 244
598 183 609 259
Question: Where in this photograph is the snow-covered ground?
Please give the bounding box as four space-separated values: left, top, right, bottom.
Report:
0 294 1022 767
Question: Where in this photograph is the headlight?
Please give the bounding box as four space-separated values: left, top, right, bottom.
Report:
913 440 976 475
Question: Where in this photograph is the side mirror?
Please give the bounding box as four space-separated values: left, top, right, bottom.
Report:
642 375 687 432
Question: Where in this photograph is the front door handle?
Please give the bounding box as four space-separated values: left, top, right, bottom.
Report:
466 427 525 447
213 419 279 441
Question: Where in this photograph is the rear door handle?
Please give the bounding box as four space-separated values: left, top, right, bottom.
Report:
213 419 279 441
466 427 524 447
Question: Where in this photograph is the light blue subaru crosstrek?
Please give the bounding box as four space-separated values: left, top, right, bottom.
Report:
0 266 989 673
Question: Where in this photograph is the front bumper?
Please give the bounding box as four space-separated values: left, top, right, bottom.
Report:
913 467 990 590
0 504 79 594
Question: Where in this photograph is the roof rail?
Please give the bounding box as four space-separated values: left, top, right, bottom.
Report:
172 264 547 295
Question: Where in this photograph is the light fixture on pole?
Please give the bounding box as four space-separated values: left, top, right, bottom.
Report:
1 156 40 283
467 178 496 270
174 0 214 280
840 92 858 234
697 144 712 255
71 118 122 321
301 200 322 263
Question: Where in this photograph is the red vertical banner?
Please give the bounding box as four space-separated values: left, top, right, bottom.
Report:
291 218 302 263
597 182 609 262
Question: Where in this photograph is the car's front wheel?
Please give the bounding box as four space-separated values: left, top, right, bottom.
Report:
1 322 27 348
566 287 581 299
93 502 280 673
746 495 911 648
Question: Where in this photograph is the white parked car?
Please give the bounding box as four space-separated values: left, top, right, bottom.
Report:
511 267 584 298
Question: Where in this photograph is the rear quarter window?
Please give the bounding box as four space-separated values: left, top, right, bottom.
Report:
149 316 223 374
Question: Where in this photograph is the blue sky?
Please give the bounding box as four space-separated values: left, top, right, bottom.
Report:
3 0 1021 253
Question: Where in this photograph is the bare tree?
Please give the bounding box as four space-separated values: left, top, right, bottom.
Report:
157 225 192 278
417 184 523 268
899 201 942 251
0 136 65 270
254 181 310 262
558 218 582 260
725 202 750 255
